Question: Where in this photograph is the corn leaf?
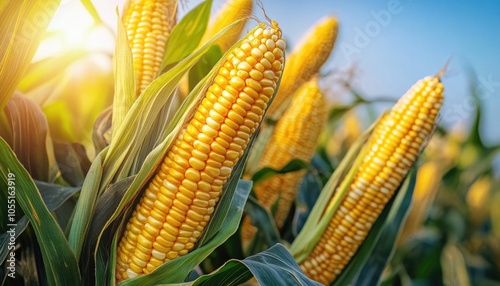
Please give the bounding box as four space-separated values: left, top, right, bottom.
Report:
351 169 417 286
0 217 28 265
294 170 324 236
52 141 91 187
0 180 80 265
0 0 61 111
82 175 135 285
68 147 107 260
187 244 322 286
35 181 81 212
2 93 60 182
0 138 81 284
243 196 281 256
160 0 214 71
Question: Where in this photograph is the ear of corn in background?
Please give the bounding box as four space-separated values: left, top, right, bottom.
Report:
115 20 286 281
466 175 492 227
178 0 254 98
241 77 328 248
266 16 338 119
201 0 254 52
122 0 178 96
299 74 445 285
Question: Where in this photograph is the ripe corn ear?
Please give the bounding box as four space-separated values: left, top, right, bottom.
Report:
267 16 338 119
466 176 491 226
115 21 285 281
201 0 254 52
122 0 178 96
241 78 327 245
299 75 445 285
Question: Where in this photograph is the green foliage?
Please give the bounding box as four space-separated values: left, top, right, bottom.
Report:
0 138 81 284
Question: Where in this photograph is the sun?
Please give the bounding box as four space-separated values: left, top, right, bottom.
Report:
35 1 116 60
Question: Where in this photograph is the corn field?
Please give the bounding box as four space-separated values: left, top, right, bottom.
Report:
1 1 499 285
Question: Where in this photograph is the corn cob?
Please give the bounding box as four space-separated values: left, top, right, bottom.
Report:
328 110 363 158
466 176 491 227
115 21 285 281
299 75 444 285
201 0 254 52
241 78 327 244
122 0 178 96
266 16 338 119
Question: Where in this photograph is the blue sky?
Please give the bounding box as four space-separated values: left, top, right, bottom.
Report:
48 0 500 144
248 0 500 144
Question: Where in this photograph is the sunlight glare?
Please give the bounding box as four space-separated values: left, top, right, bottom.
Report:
35 1 115 60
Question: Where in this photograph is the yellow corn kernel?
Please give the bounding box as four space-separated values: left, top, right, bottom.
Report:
267 16 338 119
122 0 178 96
241 78 327 246
201 0 253 52
300 75 445 285
115 21 285 282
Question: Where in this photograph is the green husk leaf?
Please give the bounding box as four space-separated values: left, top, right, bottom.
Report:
160 0 215 71
81 175 135 285
92 105 113 154
68 147 107 260
290 115 382 261
0 0 61 111
251 158 309 186
188 44 223 91
111 8 135 139
0 138 81 284
351 169 417 286
188 244 321 286
245 121 276 176
131 91 182 173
